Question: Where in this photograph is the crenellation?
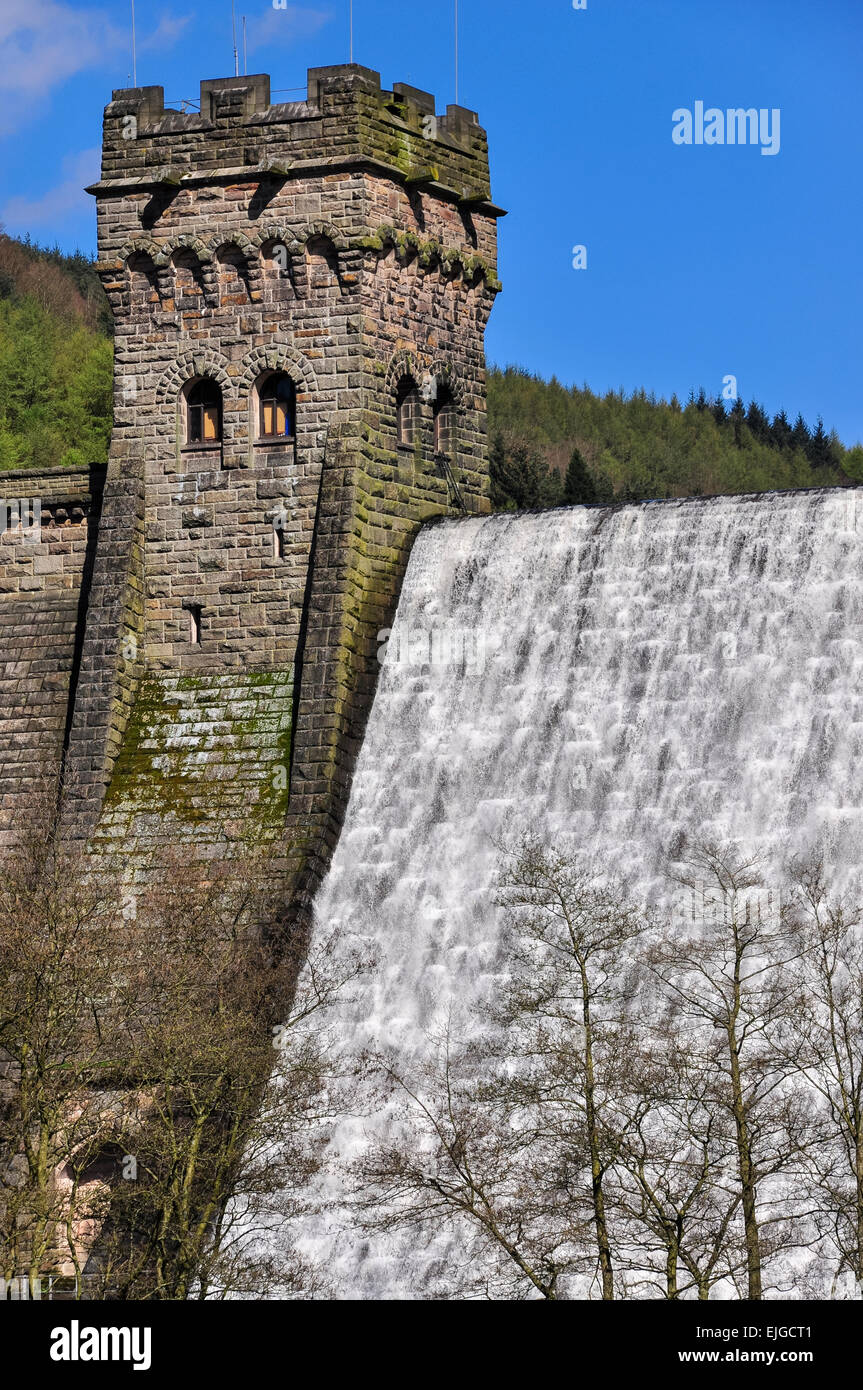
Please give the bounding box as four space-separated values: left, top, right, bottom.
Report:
4 63 503 911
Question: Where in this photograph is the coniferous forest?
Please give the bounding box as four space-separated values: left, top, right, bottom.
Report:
2 230 861 499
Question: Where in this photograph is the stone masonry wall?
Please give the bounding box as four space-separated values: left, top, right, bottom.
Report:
0 465 104 847
68 63 500 897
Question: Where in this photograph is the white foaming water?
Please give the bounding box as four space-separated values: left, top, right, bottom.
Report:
290 490 863 1296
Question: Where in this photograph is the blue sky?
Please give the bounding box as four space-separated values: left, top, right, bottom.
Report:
0 0 861 443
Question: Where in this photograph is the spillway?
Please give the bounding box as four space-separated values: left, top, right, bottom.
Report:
286 489 863 1296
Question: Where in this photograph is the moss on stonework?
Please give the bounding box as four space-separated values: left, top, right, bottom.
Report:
99 669 295 842
352 226 498 288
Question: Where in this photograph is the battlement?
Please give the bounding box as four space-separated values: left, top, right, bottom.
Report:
93 65 497 210
62 55 500 899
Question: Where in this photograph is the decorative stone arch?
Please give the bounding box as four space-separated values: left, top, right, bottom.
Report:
366 224 399 253
250 223 305 262
120 236 168 270
418 239 445 274
162 233 213 266
238 345 320 464
300 221 350 254
237 345 317 401
252 224 304 297
384 349 426 451
156 348 231 459
209 234 259 304
205 230 256 260
121 238 167 311
164 235 212 306
299 222 349 297
425 358 467 416
384 348 425 401
361 225 422 276
156 348 232 407
365 238 399 285
425 359 463 462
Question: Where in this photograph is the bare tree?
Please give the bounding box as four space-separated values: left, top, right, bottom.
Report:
649 842 811 1300
0 791 369 1300
0 786 129 1291
490 837 649 1299
355 1023 580 1300
786 859 863 1292
357 839 650 1300
615 1034 746 1299
91 854 370 1300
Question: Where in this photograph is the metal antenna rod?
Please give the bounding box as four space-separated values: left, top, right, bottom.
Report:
131 0 137 87
243 15 247 75
454 0 459 105
231 1 239 77
350 0 354 64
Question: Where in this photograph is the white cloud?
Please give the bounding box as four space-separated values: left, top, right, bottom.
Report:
0 145 101 234
244 4 331 54
139 11 194 52
0 0 191 134
0 1 125 103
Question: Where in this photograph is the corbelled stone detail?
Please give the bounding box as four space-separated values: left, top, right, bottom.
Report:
34 63 500 900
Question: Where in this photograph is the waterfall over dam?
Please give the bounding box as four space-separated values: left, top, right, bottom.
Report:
288 488 863 1296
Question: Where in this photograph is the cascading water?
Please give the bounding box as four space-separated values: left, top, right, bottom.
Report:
286 489 863 1297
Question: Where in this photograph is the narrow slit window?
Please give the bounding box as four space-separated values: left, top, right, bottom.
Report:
273 522 285 559
434 386 455 456
396 376 420 446
189 605 202 645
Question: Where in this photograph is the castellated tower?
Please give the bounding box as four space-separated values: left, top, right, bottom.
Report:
59 65 502 902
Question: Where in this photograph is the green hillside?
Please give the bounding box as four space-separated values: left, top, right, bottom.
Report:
488 366 863 509
0 232 112 471
2 232 861 501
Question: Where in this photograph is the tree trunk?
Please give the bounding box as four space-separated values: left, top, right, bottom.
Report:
728 1039 761 1299
855 1130 863 1285
582 969 614 1300
665 1234 680 1299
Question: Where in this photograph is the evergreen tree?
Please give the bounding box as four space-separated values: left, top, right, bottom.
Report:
746 401 770 445
489 432 511 509
0 426 21 469
771 409 792 452
731 397 746 450
792 413 811 455
562 446 597 505
843 445 863 483
487 370 848 508
592 471 615 503
490 433 563 511
806 416 835 470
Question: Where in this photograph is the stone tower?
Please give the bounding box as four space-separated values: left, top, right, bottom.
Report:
58 65 502 902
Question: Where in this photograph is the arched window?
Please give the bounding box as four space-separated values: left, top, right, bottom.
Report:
258 372 296 440
396 376 421 446
433 384 455 457
185 379 222 445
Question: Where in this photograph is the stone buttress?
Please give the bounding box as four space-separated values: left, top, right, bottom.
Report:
57 64 503 906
